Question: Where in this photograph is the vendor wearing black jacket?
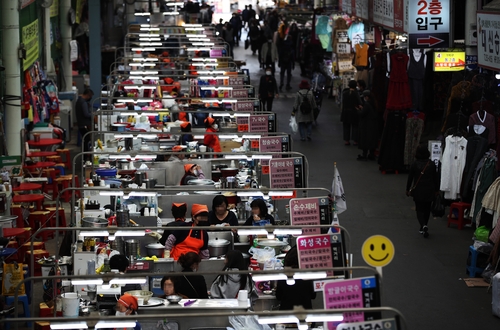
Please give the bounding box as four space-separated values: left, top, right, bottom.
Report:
159 203 187 245
165 204 210 260
244 199 275 226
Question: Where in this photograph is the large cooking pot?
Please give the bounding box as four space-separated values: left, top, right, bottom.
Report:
146 243 165 258
208 238 230 257
220 168 239 178
81 217 108 228
187 179 215 185
257 240 288 255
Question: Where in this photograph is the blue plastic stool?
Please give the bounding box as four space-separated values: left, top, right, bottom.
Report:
5 294 32 329
467 245 486 277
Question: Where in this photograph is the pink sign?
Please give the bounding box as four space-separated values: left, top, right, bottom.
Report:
269 158 295 188
231 89 249 98
210 49 223 58
296 234 333 271
236 117 249 125
233 101 254 111
249 115 268 132
228 76 244 86
259 136 283 153
322 277 379 330
290 198 323 235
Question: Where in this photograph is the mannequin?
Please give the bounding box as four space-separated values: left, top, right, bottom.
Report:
469 108 496 146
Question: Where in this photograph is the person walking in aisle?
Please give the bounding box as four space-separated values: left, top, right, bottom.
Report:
248 19 262 56
223 22 235 58
357 90 379 160
292 80 317 141
341 80 361 146
406 145 439 238
260 39 278 74
258 65 279 112
75 88 94 161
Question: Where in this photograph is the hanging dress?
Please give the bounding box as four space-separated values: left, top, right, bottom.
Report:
386 52 412 110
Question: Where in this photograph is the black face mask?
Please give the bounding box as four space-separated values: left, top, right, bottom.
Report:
197 220 210 227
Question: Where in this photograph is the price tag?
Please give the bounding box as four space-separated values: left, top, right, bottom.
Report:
251 140 259 149
338 60 353 72
237 124 249 132
262 165 270 174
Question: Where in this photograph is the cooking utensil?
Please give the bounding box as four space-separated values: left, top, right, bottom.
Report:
146 243 165 258
208 238 230 257
256 240 288 255
125 290 153 303
166 295 182 304
81 217 108 228
220 167 239 177
187 179 215 185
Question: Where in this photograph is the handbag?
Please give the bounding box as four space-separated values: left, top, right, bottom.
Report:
244 39 250 50
431 192 445 217
3 262 26 296
409 161 429 196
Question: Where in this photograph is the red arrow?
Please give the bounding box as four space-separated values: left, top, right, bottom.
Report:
417 35 444 46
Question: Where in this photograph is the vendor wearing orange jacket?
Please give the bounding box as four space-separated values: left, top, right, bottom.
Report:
203 117 221 153
165 204 210 260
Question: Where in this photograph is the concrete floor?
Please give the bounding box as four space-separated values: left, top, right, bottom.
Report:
19 34 500 330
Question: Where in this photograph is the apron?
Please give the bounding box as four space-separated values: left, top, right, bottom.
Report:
171 227 204 260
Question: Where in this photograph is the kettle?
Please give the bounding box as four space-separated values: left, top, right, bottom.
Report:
134 172 147 186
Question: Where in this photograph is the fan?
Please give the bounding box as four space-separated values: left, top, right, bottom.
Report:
39 0 54 8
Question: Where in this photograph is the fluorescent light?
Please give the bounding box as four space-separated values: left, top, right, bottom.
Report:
139 34 160 37
134 155 157 160
132 58 158 62
115 230 146 237
50 322 88 330
274 228 302 235
131 47 156 52
293 271 327 280
109 154 132 159
166 2 184 5
186 34 207 38
192 58 217 62
184 24 202 27
120 112 139 116
252 155 272 160
95 321 137 329
140 28 160 31
139 37 161 41
138 42 162 46
218 134 239 138
129 191 157 197
130 70 158 75
238 228 267 236
135 12 151 16
189 38 211 42
187 48 211 51
234 113 251 117
71 279 104 285
99 191 124 196
224 155 244 159
163 12 179 15
191 42 215 46
128 63 156 67
237 191 264 197
305 314 343 322
268 191 295 197
185 27 205 31
79 231 109 237
110 277 147 285
122 84 157 89
258 316 298 324
193 135 205 139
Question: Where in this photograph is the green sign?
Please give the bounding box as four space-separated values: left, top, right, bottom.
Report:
22 19 39 71
0 156 22 176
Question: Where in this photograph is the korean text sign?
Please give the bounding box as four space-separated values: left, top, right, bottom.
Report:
269 157 303 188
477 12 500 71
408 0 450 48
290 197 331 236
297 233 347 277
323 277 381 330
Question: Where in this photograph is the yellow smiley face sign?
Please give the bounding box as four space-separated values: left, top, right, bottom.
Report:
361 235 395 267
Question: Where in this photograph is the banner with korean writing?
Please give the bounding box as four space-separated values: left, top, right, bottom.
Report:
50 0 59 17
297 233 347 277
355 0 369 20
22 19 39 71
323 276 381 330
408 0 450 48
373 0 394 28
477 12 500 71
259 135 290 156
232 100 256 112
269 157 304 188
290 197 331 235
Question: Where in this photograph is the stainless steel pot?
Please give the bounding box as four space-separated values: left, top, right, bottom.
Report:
146 243 165 258
187 179 215 185
208 238 230 257
81 217 108 228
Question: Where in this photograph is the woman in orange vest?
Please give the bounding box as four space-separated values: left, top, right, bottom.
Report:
164 204 210 260
203 117 221 153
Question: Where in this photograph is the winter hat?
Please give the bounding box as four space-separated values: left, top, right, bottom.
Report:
184 163 196 173
172 145 184 152
118 294 138 311
204 117 215 126
298 79 310 89
180 122 191 129
191 204 209 217
172 202 187 219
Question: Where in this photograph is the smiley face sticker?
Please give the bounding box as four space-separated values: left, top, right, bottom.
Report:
361 235 395 268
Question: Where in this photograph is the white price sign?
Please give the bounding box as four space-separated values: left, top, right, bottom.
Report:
336 30 349 43
336 43 351 54
355 0 369 20
477 12 500 71
337 318 398 330
338 60 353 72
373 0 394 28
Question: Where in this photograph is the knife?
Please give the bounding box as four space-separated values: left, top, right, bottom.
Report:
183 299 197 307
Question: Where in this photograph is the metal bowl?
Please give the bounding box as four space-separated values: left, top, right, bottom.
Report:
125 290 154 303
81 217 108 228
166 295 182 304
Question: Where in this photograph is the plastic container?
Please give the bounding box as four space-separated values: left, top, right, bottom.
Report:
61 292 80 317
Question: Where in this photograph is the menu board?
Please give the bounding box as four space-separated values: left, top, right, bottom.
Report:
297 234 334 273
290 197 331 236
228 76 245 86
249 115 269 132
259 135 290 155
237 114 276 132
231 89 249 98
337 318 398 330
269 157 304 188
232 100 255 111
323 276 381 330
209 49 223 58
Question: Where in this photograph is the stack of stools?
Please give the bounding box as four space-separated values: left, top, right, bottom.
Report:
467 245 486 277
45 206 67 234
55 174 81 203
41 169 58 201
28 210 54 240
19 242 45 266
24 248 49 276
56 148 71 170
4 264 32 330
447 202 472 230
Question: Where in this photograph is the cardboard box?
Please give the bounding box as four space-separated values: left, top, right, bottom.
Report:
220 141 241 152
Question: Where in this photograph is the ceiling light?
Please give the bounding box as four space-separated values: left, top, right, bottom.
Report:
71 279 104 286
79 231 109 237
99 191 124 196
95 321 137 329
50 322 88 330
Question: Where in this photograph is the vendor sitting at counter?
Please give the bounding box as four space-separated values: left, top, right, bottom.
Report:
109 255 142 294
160 275 187 299
158 202 187 245
244 199 275 226
208 195 239 228
175 252 209 298
180 163 206 185
204 117 222 153
179 122 194 145
164 204 210 260
168 145 186 162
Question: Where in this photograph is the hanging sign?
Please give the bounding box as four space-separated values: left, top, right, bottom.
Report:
231 89 249 98
336 43 351 55
355 0 369 20
337 318 399 330
297 232 346 277
433 52 465 71
248 115 268 132
336 30 349 43
22 19 39 71
50 0 59 17
373 0 394 28
259 135 290 155
408 0 450 48
323 276 381 330
232 100 254 111
269 157 304 189
477 12 500 71
337 60 353 72
228 76 244 86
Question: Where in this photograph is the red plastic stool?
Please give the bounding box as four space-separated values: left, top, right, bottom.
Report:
447 202 472 230
56 148 71 170
56 174 81 202
20 242 45 264
24 249 50 276
10 205 25 228
28 211 54 240
45 206 67 233
45 155 62 164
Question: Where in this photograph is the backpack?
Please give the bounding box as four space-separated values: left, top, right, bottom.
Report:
299 90 312 114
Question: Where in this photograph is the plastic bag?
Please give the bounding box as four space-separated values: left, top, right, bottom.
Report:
248 246 275 263
229 315 272 330
431 193 445 217
289 116 298 133
475 226 490 243
3 262 26 296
